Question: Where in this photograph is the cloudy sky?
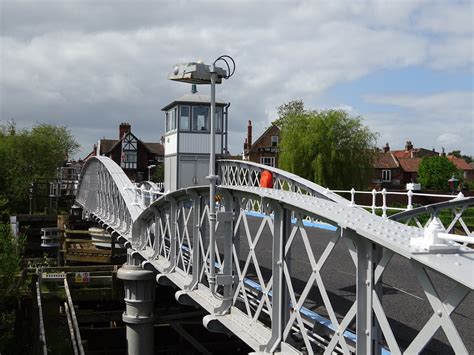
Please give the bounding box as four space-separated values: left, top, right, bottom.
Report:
1 0 473 159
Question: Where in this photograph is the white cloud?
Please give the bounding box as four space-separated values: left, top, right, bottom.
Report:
428 36 474 70
437 133 463 148
416 1 474 35
0 0 472 158
363 91 474 154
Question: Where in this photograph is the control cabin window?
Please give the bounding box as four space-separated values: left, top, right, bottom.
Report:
260 156 275 167
121 133 138 169
180 106 190 131
166 108 178 132
382 169 391 182
192 106 209 131
216 106 223 132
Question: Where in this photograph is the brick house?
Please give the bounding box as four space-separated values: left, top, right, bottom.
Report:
85 123 164 182
448 156 474 181
373 141 473 188
243 120 280 168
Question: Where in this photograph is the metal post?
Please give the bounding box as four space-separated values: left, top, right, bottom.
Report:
117 251 155 355
208 65 218 293
64 278 85 355
407 188 413 210
381 188 387 218
214 189 235 314
355 237 382 354
185 191 201 290
36 281 48 355
265 202 291 352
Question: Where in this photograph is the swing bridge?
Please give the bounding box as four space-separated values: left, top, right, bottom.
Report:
75 156 474 354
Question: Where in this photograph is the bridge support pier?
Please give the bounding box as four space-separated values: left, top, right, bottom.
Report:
118 251 155 355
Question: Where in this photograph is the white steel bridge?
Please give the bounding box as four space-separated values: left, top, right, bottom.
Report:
76 156 474 355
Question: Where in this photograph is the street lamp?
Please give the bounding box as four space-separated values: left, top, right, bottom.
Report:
168 55 235 294
147 164 156 181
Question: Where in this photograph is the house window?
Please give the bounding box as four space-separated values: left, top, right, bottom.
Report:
382 170 391 182
180 106 190 131
192 106 209 131
260 156 275 167
121 133 138 169
271 135 279 147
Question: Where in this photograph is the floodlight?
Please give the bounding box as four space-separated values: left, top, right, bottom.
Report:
168 62 227 84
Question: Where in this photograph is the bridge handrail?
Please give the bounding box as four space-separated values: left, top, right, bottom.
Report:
390 196 474 221
330 187 466 216
217 159 350 205
76 157 143 237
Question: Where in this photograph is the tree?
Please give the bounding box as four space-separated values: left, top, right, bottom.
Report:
273 100 305 128
151 163 165 184
277 101 378 189
0 224 25 353
448 150 472 163
418 156 459 191
0 122 79 216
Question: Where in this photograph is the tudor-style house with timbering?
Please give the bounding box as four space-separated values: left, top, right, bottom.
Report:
85 122 164 182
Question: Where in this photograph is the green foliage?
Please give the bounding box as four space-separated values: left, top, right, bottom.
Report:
273 99 305 128
0 224 26 353
151 163 165 183
0 122 79 215
448 149 472 163
418 156 459 191
277 101 378 189
0 224 25 294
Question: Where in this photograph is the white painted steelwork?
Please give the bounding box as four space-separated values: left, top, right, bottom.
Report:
331 187 466 216
76 156 142 240
391 196 474 247
76 156 474 354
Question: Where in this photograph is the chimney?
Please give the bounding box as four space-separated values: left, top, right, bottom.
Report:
119 122 131 139
383 142 390 153
243 137 248 151
405 140 413 151
247 120 252 149
93 144 97 156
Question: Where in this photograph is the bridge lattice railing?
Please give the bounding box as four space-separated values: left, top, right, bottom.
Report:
76 157 143 239
132 186 473 354
77 157 473 354
217 160 350 204
389 197 474 246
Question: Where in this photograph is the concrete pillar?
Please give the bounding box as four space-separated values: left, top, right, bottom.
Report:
117 252 155 355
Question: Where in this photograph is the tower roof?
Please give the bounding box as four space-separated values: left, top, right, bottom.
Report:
162 92 227 111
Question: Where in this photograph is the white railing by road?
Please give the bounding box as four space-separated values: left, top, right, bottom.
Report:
331 187 465 217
